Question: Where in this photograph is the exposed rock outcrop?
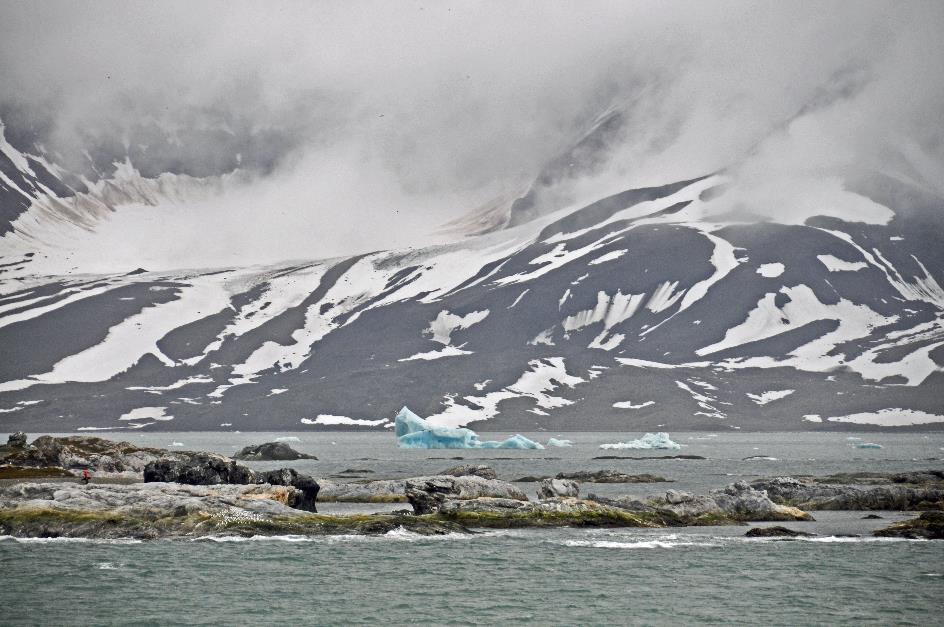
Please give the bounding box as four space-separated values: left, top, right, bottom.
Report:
556 470 670 483
588 481 813 523
144 453 256 485
405 476 528 514
6 432 27 449
537 478 579 499
144 455 319 511
2 435 173 475
0 482 463 539
233 442 317 461
751 477 944 511
440 464 498 480
745 525 814 538
874 511 944 540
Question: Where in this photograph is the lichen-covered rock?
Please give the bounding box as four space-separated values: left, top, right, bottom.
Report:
537 478 579 499
233 442 317 461
6 432 27 448
751 477 944 511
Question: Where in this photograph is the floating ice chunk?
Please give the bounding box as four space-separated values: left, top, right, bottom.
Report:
274 436 301 443
478 434 545 449
394 406 544 449
547 438 574 447
599 432 681 450
856 442 883 449
803 414 823 423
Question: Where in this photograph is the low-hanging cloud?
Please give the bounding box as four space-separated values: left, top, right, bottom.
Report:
0 0 942 270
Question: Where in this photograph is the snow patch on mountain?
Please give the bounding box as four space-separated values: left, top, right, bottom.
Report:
817 254 866 272
826 408 944 427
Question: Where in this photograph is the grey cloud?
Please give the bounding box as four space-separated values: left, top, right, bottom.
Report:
0 0 941 268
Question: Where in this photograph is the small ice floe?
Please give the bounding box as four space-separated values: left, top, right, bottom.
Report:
220 423 232 427
743 455 779 461
599 432 681 450
274 436 301 443
856 442 883 449
168 441 184 447
546 438 574 448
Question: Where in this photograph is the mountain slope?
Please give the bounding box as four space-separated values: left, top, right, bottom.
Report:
1 134 942 433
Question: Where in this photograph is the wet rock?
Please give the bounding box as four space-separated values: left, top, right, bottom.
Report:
555 470 670 483
751 476 944 511
538 478 579 499
862 514 883 519
745 525 814 538
232 442 317 461
874 511 944 540
440 464 498 480
7 432 27 448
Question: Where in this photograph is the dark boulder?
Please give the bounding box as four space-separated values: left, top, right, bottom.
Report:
745 526 814 538
144 453 255 485
233 442 317 461
7 432 27 448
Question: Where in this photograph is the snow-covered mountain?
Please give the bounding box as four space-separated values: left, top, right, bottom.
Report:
1 120 943 432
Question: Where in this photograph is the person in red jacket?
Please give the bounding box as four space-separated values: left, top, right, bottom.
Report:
81 468 91 485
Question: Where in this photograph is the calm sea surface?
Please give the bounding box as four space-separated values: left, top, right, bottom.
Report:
2 431 942 625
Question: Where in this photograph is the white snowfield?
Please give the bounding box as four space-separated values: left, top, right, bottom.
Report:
826 408 944 427
302 415 390 427
613 400 655 409
817 254 866 272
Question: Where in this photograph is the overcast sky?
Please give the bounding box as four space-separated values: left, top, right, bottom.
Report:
1 1 942 270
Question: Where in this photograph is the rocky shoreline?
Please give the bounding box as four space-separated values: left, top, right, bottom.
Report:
1 434 942 540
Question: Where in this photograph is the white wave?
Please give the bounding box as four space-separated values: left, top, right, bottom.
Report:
0 535 142 544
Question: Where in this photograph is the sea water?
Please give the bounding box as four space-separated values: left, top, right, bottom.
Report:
2 431 942 625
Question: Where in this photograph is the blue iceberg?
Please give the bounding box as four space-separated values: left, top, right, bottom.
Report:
856 442 883 449
394 407 544 449
599 432 682 450
547 438 574 447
